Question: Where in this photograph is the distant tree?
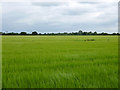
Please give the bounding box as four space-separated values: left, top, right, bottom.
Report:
73 32 78 35
7 32 19 35
93 31 97 35
2 32 5 35
88 31 92 35
2 30 118 35
101 32 108 35
39 33 42 35
117 33 119 35
112 33 117 35
78 30 83 35
64 32 68 35
20 32 27 35
57 33 61 35
82 32 88 35
0 32 2 35
44 33 47 35
32 31 38 35
51 33 55 35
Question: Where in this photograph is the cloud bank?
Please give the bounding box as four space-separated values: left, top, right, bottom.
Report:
1 0 118 33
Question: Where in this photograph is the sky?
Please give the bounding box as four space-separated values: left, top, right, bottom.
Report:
0 0 119 33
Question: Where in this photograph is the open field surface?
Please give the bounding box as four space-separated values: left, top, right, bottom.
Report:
2 36 118 88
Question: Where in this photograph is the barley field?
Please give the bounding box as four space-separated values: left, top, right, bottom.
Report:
2 36 118 88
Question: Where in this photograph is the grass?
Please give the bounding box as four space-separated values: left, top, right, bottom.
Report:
2 35 118 88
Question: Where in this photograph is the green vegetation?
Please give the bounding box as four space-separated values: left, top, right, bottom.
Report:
2 36 118 88
1 30 119 35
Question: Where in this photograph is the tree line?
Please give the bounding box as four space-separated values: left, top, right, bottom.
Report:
0 30 119 35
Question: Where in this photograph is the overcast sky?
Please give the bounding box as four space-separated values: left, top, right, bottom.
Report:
1 0 119 33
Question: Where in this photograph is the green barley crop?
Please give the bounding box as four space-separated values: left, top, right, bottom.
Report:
2 36 118 88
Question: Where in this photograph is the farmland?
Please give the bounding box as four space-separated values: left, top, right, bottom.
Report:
2 36 118 88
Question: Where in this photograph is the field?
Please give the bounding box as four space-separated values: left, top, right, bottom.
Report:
2 36 118 88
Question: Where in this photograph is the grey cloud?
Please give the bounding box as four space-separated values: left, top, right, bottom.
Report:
79 2 99 4
63 10 87 16
2 1 118 33
32 2 66 7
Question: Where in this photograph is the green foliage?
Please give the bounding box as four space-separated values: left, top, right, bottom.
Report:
2 36 118 88
1 30 119 35
32 31 38 35
20 32 27 35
